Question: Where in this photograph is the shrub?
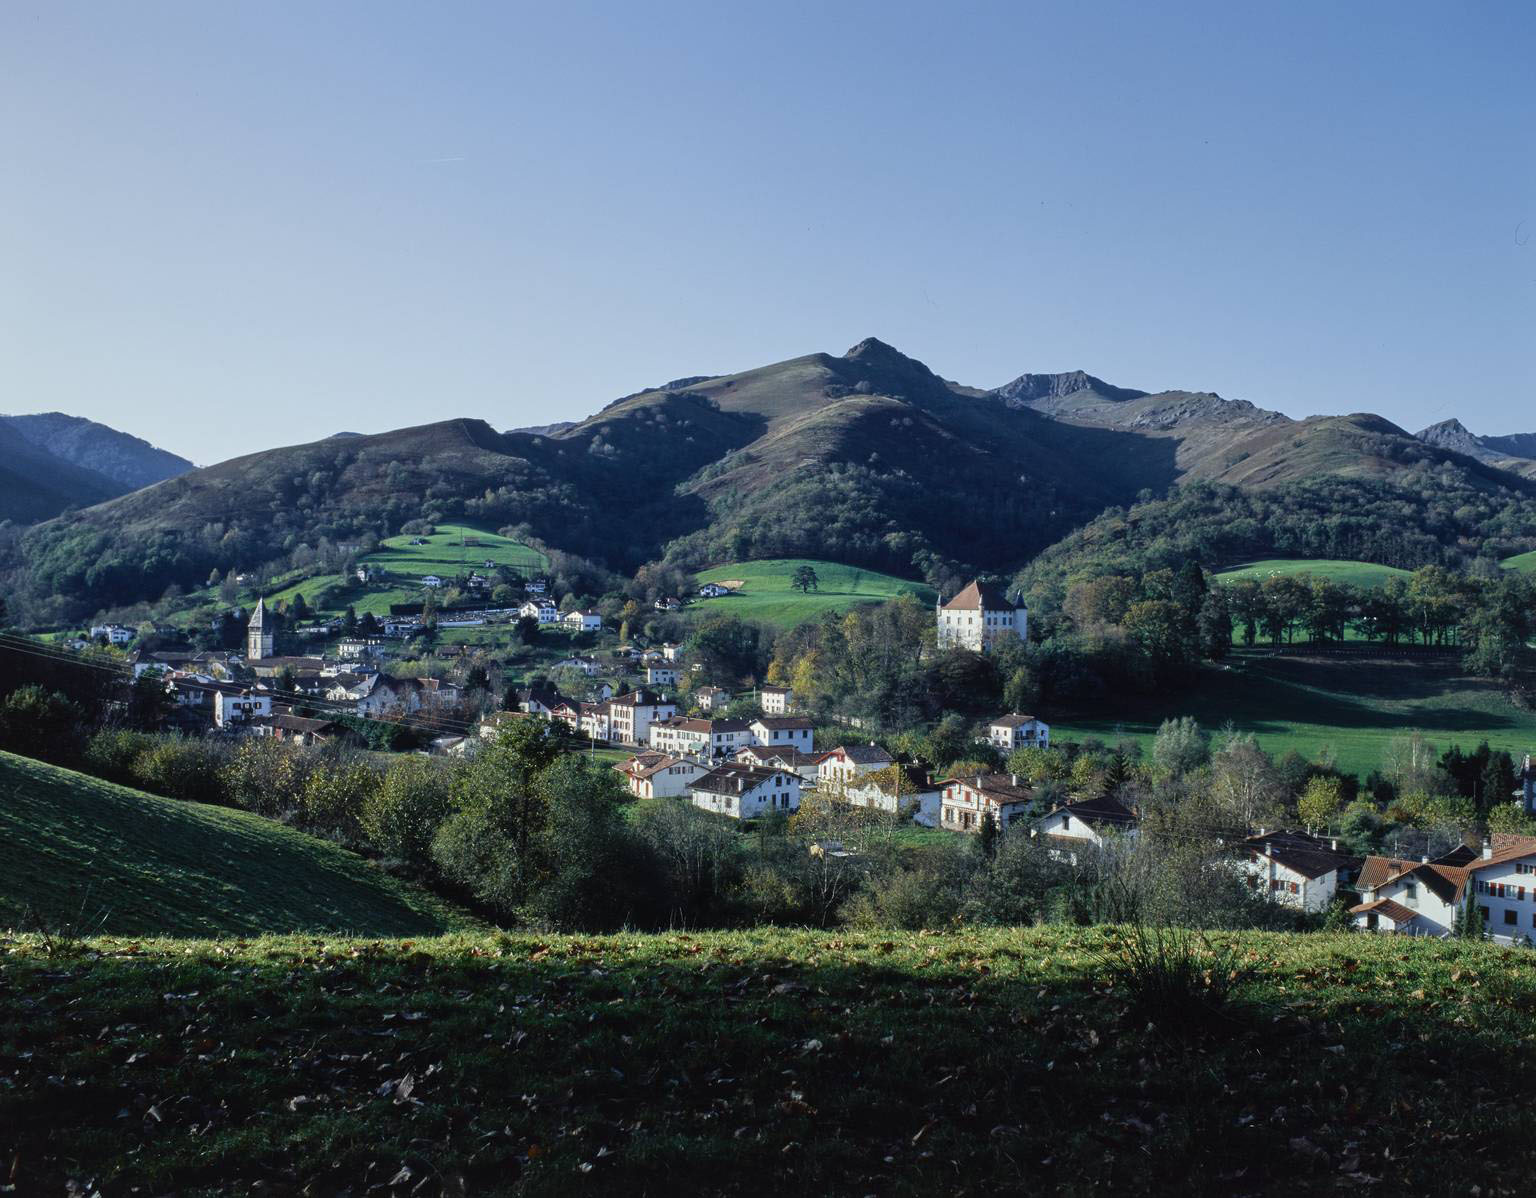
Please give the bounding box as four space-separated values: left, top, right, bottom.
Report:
361 756 452 867
1100 923 1253 1032
83 728 158 785
128 736 231 805
0 685 85 763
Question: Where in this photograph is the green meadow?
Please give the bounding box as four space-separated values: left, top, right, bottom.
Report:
1212 558 1410 589
692 559 936 630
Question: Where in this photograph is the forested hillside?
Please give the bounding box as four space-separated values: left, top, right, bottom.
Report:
10 338 1536 622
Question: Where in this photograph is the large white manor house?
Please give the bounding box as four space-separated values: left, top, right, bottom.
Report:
936 579 1028 651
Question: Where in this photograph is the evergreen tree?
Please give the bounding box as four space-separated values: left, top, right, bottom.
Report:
977 807 999 860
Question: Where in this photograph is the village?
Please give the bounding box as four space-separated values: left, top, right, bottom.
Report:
75 563 1536 949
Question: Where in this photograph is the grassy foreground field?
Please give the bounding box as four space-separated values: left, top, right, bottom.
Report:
692 559 936 630
0 752 468 938
1051 651 1536 778
1212 558 1410 589
3 927 1533 1195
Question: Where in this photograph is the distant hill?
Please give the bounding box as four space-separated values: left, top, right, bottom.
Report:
1416 418 1536 477
0 412 192 490
13 337 1536 617
0 751 467 937
0 421 125 523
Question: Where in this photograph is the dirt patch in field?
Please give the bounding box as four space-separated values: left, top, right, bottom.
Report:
717 580 745 589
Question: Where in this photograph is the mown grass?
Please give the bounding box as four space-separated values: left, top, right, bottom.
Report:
1502 549 1536 574
0 752 470 938
1212 557 1411 589
2 927 1532 1195
1051 651 1536 779
692 559 936 630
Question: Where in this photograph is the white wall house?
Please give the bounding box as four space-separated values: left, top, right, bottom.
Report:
1350 846 1475 937
90 623 136 645
213 688 272 727
607 689 677 746
615 752 708 799
940 774 1035 833
578 702 613 742
844 764 941 826
987 714 1051 752
564 609 603 632
647 664 681 687
695 685 732 713
1032 796 1140 863
749 717 814 753
816 744 895 792
1238 830 1358 914
688 763 801 820
936 580 1028 652
697 582 731 598
649 717 753 761
520 599 559 625
759 685 793 715
1465 834 1536 943
421 575 445 588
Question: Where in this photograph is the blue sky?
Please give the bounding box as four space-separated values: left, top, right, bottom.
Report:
3 1 1531 464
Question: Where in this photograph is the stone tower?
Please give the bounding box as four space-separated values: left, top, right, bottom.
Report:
247 597 274 661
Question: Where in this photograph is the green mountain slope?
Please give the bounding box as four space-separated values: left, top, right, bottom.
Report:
13 339 1536 618
691 558 936 629
0 752 468 937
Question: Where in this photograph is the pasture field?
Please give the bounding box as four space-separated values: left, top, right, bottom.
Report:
3 926 1533 1194
1212 558 1410 589
692 559 936 630
0 752 469 938
1050 650 1536 778
1502 549 1536 574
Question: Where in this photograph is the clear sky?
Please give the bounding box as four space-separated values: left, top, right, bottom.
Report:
3 1 1532 465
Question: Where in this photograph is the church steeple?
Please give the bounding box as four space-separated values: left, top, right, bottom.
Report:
247 597 274 661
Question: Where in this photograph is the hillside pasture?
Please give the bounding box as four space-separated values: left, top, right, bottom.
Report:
0 752 468 938
363 522 547 579
1213 557 1410 589
1502 549 1536 574
4 927 1534 1194
1050 650 1536 778
692 559 936 630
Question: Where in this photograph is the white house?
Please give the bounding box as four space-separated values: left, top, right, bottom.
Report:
614 751 708 799
421 575 445 588
552 655 602 676
1032 796 1140 863
90 623 136 645
524 577 549 594
661 642 683 662
607 688 677 746
1238 830 1359 914
816 744 895 792
987 714 1051 752
940 774 1036 833
759 685 793 715
213 688 272 727
844 764 941 826
1350 845 1476 937
936 579 1028 652
688 763 801 820
563 609 603 633
697 582 731 599
649 717 753 761
732 745 822 781
578 702 612 742
695 685 732 713
520 599 559 625
749 716 814 753
1464 834 1536 943
646 664 681 687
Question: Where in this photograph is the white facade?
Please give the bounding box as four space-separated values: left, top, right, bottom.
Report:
689 766 801 821
760 686 793 715
214 689 272 727
987 715 1051 752
647 665 681 687
749 717 814 753
520 600 559 624
607 690 677 746
421 575 445 588
936 580 1028 653
940 775 1034 833
1241 844 1341 913
844 768 940 826
564 609 603 632
616 752 708 799
90 623 136 645
649 718 752 761
1468 841 1536 943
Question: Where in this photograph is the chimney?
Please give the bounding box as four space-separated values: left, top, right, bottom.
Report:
1010 774 1019 787
1258 826 1267 838
1331 839 1339 851
1265 842 1273 857
1421 854 1429 864
1483 837 1493 860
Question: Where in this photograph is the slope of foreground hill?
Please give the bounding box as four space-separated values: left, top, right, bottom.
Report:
0 751 467 937
2 927 1532 1195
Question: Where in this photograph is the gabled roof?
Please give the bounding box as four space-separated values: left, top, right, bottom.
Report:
990 713 1044 728
611 688 673 708
1349 898 1421 924
853 763 934 795
690 762 785 797
1464 834 1536 873
940 579 1013 611
942 773 1035 805
617 752 698 780
1058 795 1139 829
826 743 894 765
1245 830 1360 881
751 715 813 730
